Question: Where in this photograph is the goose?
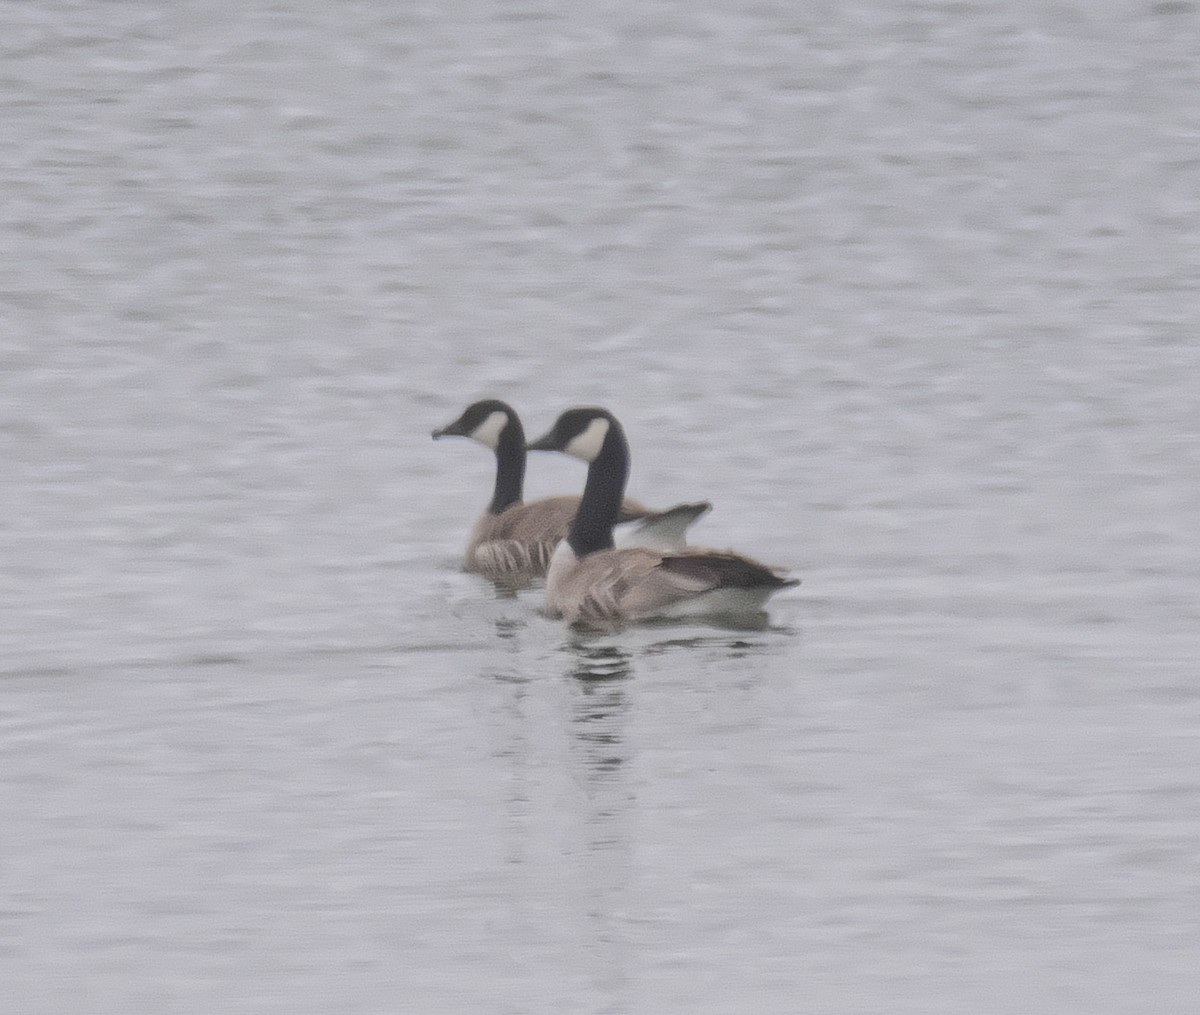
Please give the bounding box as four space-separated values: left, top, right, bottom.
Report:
432 400 710 587
526 407 797 629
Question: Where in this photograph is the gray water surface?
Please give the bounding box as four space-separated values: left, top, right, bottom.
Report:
3 3 1199 1013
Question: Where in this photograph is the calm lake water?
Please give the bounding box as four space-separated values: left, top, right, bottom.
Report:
3 2 1199 1012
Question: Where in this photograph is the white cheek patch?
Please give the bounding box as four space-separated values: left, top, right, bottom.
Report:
470 410 509 450
564 418 610 462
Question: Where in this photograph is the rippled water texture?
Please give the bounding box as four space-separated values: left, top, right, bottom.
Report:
3 2 1199 1012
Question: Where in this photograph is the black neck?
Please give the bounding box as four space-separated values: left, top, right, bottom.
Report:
489 417 525 514
567 421 627 557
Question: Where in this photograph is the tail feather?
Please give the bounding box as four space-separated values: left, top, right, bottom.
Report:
616 501 712 551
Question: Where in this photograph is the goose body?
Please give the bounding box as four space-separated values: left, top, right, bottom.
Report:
432 400 709 588
528 407 797 629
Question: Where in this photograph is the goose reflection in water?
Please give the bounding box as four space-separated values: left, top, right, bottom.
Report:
568 642 633 682
566 643 633 785
562 640 635 1003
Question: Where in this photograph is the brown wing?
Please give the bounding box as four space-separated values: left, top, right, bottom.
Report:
463 497 658 583
657 550 797 590
489 497 577 543
616 497 650 522
464 500 576 580
489 496 653 540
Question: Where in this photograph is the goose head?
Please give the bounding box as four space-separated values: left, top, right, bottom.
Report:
432 399 519 450
526 407 619 463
